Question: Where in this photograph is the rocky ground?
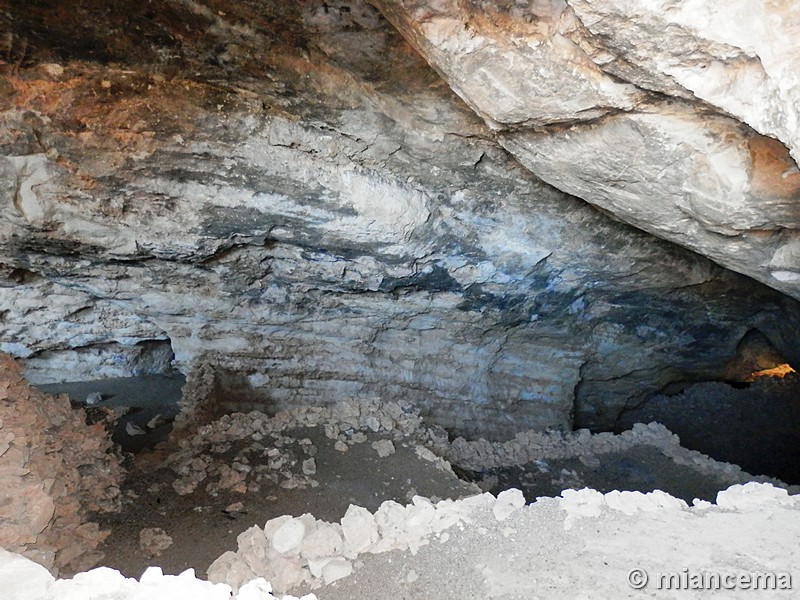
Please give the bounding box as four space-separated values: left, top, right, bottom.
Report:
95 424 479 581
5 482 799 600
5 370 798 599
80 388 796 595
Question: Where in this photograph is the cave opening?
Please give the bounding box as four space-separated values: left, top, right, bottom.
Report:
32 338 185 453
2 0 800 592
614 329 800 485
615 371 800 485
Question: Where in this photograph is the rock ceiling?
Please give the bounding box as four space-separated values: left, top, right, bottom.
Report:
1 0 798 435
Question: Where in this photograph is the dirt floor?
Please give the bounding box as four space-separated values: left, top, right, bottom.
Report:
92 425 763 584
34 374 798 593
93 425 479 579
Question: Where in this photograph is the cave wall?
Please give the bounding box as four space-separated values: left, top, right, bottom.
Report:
1 0 799 436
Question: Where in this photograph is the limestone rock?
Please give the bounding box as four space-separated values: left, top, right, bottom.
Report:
340 505 379 558
371 440 395 458
373 0 800 300
0 548 55 600
271 519 307 555
492 489 526 522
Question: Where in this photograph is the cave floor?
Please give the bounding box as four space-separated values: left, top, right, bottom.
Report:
44 375 794 591
92 426 480 580
92 424 755 584
306 488 800 600
463 444 734 505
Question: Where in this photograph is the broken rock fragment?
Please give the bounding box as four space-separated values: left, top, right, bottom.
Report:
138 527 173 557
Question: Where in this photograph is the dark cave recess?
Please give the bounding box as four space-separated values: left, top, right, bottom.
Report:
615 373 800 485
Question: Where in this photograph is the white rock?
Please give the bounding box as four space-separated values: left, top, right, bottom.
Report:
48 567 136 599
716 482 794 511
207 551 257 592
134 567 232 600
340 505 379 557
265 515 293 541
302 458 316 475
559 488 605 531
234 577 273 600
272 518 307 554
300 524 344 559
0 549 55 600
492 488 526 521
321 557 352 585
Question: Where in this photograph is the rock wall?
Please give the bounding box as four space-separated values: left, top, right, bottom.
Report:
1 1 799 434
0 353 123 575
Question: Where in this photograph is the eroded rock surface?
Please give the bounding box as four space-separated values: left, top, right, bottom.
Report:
1 1 799 434
374 0 800 297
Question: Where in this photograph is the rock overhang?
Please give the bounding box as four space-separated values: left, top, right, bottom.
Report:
0 0 799 435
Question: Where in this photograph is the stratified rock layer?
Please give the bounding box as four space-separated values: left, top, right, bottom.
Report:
1 1 799 433
0 353 123 575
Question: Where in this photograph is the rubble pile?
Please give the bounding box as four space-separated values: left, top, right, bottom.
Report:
167 395 786 509
0 354 124 575
165 398 450 499
207 488 526 594
442 422 786 488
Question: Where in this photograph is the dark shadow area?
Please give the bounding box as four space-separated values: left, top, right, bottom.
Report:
615 374 800 484
36 374 185 453
453 445 734 504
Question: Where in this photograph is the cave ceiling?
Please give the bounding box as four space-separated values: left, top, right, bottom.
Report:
1 0 799 435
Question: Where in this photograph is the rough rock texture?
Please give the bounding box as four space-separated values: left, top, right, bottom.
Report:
163 396 786 518
1 1 800 434
208 482 800 598
0 353 123 575
314 483 800 600
373 0 800 298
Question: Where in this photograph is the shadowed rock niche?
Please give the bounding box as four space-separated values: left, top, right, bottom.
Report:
1 0 800 589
